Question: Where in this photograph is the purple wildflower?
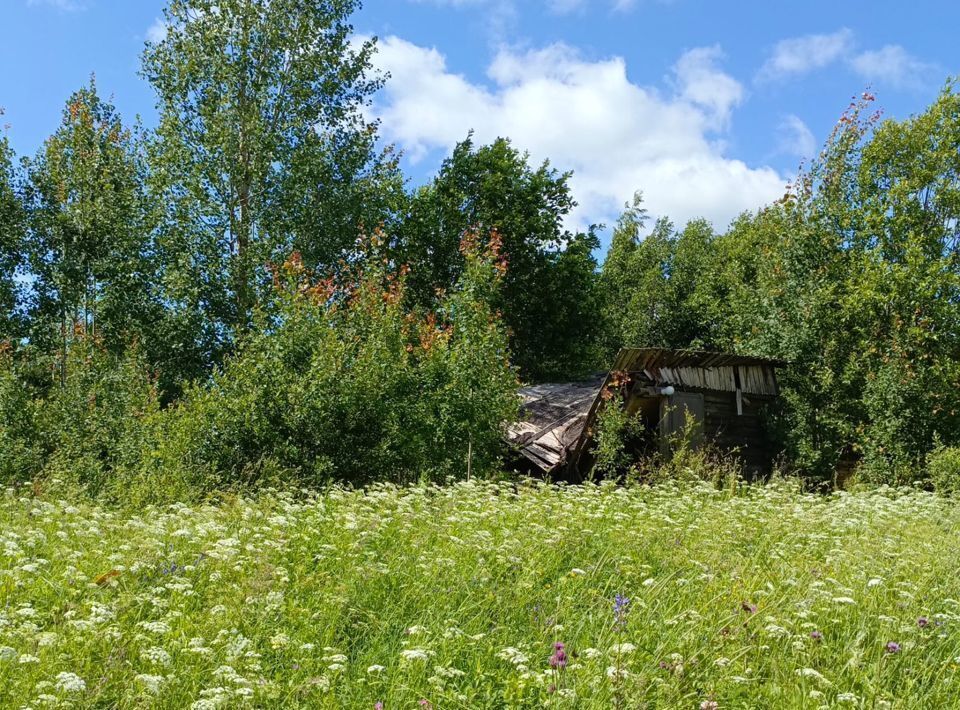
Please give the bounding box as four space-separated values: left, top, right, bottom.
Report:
550 642 568 669
917 617 929 628
614 594 631 630
741 601 757 614
885 641 901 654
374 703 383 710
701 701 720 710
810 630 823 641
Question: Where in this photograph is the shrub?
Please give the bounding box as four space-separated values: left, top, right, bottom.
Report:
125 234 519 501
0 335 159 494
928 445 960 497
0 345 43 484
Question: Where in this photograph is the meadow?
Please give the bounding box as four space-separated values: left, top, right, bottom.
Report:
2 479 959 708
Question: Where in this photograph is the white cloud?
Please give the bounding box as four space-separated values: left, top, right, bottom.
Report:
758 29 853 81
369 36 785 231
146 18 168 44
850 45 935 89
777 115 816 160
671 45 743 129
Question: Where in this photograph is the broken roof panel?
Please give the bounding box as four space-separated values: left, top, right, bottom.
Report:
505 375 604 472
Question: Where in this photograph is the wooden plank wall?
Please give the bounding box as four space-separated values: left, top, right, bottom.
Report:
701 391 775 476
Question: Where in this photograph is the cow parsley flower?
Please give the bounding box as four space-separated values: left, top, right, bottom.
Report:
54 672 86 693
400 649 432 662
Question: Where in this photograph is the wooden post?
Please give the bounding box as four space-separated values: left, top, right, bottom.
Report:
467 436 472 481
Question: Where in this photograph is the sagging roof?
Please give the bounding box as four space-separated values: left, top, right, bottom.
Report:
614 348 783 398
613 347 787 371
506 348 786 474
505 375 604 472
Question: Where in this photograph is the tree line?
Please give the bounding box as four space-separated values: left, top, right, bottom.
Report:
1 0 958 497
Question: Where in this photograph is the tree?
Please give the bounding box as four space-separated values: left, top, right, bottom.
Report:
600 193 724 353
142 0 405 375
0 120 24 342
400 135 603 381
723 86 960 483
22 79 159 386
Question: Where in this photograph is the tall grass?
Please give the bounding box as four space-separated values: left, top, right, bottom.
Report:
1 479 959 707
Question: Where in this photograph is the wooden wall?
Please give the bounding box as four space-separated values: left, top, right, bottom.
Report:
701 390 776 477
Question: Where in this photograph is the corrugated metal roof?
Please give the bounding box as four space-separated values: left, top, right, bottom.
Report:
612 348 787 371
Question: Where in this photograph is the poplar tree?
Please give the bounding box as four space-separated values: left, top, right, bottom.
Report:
142 0 403 371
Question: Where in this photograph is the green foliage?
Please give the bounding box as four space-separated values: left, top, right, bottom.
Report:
21 79 163 385
601 84 960 487
927 444 960 497
143 0 406 381
600 193 725 354
0 127 24 342
126 237 518 501
400 136 604 382
0 335 159 493
4 481 960 706
0 347 42 483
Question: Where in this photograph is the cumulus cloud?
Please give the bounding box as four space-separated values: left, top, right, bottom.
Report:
369 36 786 231
146 18 168 44
777 115 817 160
850 45 936 89
758 29 853 81
671 45 744 129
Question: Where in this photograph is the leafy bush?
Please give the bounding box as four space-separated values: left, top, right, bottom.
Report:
591 387 742 488
928 445 960 497
0 337 158 493
0 345 43 484
124 235 519 502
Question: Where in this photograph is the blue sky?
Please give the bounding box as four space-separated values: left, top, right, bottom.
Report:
1 0 956 239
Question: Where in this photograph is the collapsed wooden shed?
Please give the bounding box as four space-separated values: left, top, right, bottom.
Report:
505 348 785 479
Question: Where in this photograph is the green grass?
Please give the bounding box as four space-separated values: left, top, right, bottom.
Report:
2 479 960 708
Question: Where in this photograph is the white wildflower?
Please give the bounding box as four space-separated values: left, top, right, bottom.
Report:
139 620 171 635
141 646 172 667
366 664 386 674
54 672 86 693
135 673 165 694
400 648 432 662
795 668 831 686
764 624 790 638
606 665 630 680
833 597 856 605
496 647 529 666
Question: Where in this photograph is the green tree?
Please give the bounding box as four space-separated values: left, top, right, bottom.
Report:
600 193 724 353
400 135 603 381
0 121 24 342
22 80 159 386
142 0 405 376
724 86 960 484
